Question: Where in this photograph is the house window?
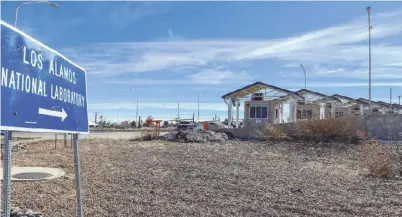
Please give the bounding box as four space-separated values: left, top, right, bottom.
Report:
249 106 268 119
250 107 256 118
256 107 262 118
297 110 313 119
262 107 268 118
335 112 344 118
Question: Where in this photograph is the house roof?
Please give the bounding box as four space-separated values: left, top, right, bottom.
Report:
295 89 341 103
376 101 393 108
88 120 98 126
221 81 301 100
332 94 369 106
356 98 383 107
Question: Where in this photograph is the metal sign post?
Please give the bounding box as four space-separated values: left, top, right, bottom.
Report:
64 133 67 148
55 133 58 149
73 134 83 217
0 21 89 217
1 131 13 217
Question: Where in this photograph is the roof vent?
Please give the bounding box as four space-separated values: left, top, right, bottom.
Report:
251 93 263 101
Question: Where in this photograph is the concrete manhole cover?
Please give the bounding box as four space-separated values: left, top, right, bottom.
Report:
0 167 65 181
12 172 52 180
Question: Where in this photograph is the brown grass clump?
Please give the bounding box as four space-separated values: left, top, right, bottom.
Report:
361 141 396 178
254 124 287 141
139 129 158 141
292 118 361 143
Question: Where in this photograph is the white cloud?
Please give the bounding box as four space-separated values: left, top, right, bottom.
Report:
106 68 253 85
190 69 253 85
107 2 171 29
62 8 402 81
284 81 402 88
88 102 235 112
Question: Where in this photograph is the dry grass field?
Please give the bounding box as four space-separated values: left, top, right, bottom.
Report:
8 139 402 217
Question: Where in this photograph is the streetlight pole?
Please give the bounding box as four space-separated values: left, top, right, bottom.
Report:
129 88 138 128
300 64 307 118
367 6 372 114
15 1 60 27
300 64 306 90
117 107 124 124
198 92 205 122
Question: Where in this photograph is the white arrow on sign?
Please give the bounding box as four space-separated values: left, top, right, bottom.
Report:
38 107 68 121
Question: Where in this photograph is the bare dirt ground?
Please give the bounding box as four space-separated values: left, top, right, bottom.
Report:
9 139 402 217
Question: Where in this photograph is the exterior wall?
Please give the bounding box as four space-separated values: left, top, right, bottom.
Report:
296 104 320 120
364 114 402 140
226 114 402 140
334 107 351 117
243 100 282 128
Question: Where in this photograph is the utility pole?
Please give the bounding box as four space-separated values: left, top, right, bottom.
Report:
95 112 97 123
178 102 180 119
390 88 392 105
399 96 401 105
198 92 205 123
300 64 307 118
129 88 139 128
300 64 307 90
367 6 372 114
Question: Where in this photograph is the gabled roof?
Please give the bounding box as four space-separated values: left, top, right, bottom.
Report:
392 103 402 109
221 81 301 100
376 101 392 108
356 98 383 107
332 94 369 106
295 89 341 103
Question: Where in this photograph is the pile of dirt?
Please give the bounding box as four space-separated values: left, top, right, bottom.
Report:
161 129 229 143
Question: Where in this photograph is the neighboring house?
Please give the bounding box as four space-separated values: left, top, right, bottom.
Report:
221 82 302 128
356 98 388 115
88 120 98 128
332 94 369 116
293 89 341 121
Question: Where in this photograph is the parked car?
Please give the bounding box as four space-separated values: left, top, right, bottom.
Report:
177 121 202 130
207 122 224 131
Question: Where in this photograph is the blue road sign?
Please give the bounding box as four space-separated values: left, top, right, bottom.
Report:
0 21 88 134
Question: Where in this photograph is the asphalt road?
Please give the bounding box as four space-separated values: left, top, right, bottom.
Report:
11 131 167 140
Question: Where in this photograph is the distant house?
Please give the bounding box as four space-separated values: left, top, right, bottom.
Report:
88 120 98 128
120 121 129 128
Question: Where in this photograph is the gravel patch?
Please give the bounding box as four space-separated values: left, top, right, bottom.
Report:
8 139 402 216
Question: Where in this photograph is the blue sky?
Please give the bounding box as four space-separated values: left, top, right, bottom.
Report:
2 1 402 122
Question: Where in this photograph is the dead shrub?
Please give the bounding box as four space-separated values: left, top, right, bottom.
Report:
291 118 361 143
139 129 158 141
361 141 396 178
254 124 287 141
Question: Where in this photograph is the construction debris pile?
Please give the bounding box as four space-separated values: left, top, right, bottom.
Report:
161 129 229 143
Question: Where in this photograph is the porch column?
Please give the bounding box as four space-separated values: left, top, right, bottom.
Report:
228 101 232 128
236 100 240 128
360 104 364 115
293 102 297 122
280 104 284 123
331 102 335 118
